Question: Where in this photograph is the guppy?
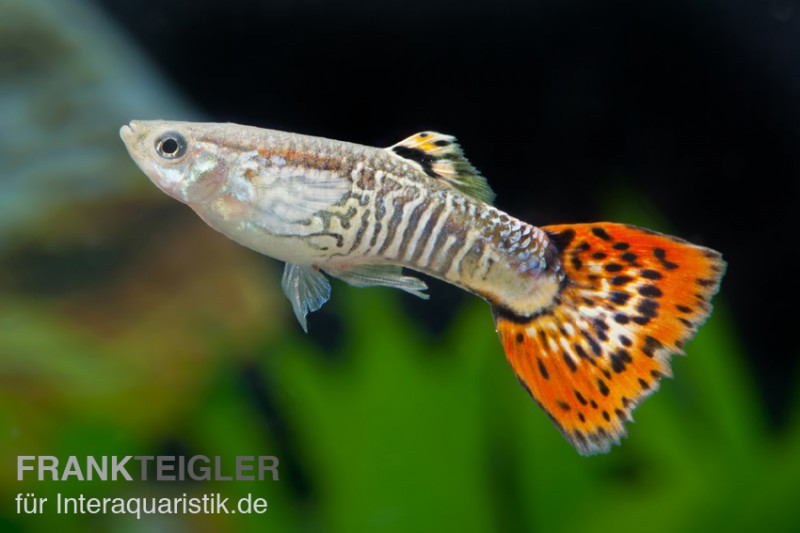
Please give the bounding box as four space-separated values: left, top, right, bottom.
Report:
120 120 725 455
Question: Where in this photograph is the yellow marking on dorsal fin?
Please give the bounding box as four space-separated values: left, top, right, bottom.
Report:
387 131 496 204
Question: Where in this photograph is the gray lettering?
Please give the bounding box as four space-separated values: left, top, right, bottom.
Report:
111 456 132 481
215 456 231 481
259 456 279 481
188 455 210 481
134 456 154 480
236 456 255 481
86 456 107 480
61 456 84 481
39 456 59 481
17 456 34 481
157 456 175 481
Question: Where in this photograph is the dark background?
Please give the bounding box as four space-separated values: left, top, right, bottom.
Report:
95 0 797 427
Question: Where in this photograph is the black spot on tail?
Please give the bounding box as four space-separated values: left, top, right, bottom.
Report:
574 389 588 405
545 228 576 253
492 305 540 325
638 285 663 298
610 349 632 373
574 343 590 360
592 227 613 241
637 299 659 318
537 358 550 380
563 352 578 372
611 291 631 305
610 276 633 286
641 269 662 280
581 330 602 356
653 248 679 270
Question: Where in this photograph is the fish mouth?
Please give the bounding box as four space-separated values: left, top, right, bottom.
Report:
118 120 140 145
119 124 133 145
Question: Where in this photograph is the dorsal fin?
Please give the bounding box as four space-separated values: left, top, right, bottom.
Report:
387 131 496 204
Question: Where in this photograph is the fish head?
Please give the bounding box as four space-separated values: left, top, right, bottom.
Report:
120 120 227 204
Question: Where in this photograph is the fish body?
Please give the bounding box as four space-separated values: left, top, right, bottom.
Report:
121 120 726 455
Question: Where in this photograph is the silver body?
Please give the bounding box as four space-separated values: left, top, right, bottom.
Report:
120 121 561 329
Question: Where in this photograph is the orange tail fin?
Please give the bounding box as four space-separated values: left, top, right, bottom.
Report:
493 223 725 455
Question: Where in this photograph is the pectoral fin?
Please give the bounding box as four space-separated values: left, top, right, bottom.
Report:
325 264 429 299
281 263 331 332
250 164 350 234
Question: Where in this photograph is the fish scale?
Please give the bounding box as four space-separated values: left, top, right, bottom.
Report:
346 167 552 310
320 149 552 306
121 120 725 455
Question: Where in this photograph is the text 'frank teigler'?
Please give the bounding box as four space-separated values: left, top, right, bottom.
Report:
17 456 280 481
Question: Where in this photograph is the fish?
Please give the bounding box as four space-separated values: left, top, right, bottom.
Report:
120 120 726 455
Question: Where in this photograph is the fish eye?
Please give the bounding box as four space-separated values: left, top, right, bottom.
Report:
155 132 187 159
